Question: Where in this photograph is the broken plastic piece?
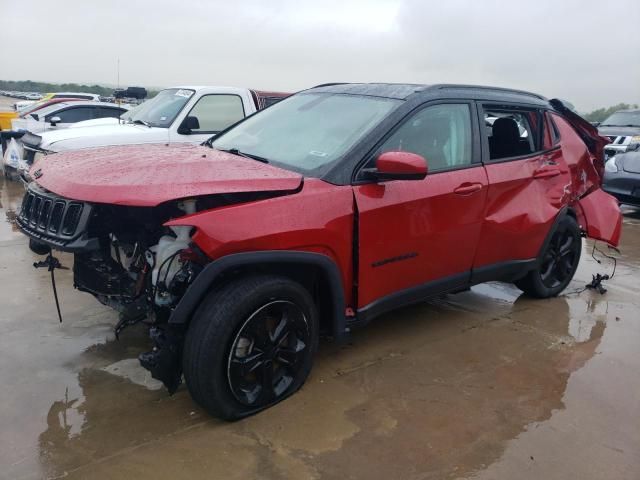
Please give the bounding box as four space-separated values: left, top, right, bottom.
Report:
586 273 610 294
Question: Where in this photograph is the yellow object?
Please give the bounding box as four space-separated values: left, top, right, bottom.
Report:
0 111 18 130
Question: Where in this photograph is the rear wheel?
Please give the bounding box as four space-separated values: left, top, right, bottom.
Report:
515 216 582 298
183 275 318 420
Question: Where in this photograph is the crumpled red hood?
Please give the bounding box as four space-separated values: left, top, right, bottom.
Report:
32 144 303 206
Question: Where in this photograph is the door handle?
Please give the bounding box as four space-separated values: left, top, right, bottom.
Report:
453 182 483 195
533 166 561 179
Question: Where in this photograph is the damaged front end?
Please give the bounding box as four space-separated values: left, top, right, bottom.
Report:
17 183 211 392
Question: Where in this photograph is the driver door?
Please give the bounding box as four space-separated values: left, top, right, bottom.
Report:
353 102 488 310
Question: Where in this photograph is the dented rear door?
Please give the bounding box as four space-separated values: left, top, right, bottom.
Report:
473 105 571 270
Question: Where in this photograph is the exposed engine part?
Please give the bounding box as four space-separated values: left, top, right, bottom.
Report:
150 199 197 306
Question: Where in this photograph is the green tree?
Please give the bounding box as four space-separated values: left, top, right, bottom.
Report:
0 79 158 98
583 103 639 123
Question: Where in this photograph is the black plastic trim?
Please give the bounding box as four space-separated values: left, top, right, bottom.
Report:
169 250 348 340
354 271 469 327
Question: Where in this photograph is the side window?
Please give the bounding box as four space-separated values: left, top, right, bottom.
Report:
186 95 245 133
483 107 541 160
377 103 472 172
96 107 126 119
262 96 284 108
547 113 561 144
47 107 96 123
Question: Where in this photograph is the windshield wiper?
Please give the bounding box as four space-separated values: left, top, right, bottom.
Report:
132 119 152 128
219 148 270 164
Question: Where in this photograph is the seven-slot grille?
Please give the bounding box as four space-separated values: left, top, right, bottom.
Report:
17 184 90 246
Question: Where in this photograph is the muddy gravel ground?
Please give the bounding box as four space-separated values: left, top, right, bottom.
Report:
0 176 639 480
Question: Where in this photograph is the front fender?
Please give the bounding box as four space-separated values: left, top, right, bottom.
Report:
575 188 622 247
169 250 347 340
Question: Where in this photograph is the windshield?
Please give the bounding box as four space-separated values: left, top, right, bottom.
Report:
601 111 640 127
127 88 194 128
211 92 400 176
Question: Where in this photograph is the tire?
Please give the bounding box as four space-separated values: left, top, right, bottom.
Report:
515 215 582 298
183 275 319 420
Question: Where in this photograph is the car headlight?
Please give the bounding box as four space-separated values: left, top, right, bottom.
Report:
604 156 619 173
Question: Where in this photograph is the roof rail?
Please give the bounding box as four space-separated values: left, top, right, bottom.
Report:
429 84 546 100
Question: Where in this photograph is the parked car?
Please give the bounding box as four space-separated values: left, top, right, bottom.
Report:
17 86 289 168
16 83 621 420
603 144 640 206
598 109 640 159
13 100 37 111
10 101 130 134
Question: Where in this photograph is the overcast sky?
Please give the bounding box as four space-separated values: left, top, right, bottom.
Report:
1 0 639 111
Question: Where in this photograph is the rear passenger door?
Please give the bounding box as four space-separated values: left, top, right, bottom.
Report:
472 104 570 276
354 102 488 310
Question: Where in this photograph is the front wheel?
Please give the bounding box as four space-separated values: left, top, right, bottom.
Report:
183 275 319 420
515 215 582 298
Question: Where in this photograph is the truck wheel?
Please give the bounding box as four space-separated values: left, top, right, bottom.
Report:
183 275 319 420
515 215 582 298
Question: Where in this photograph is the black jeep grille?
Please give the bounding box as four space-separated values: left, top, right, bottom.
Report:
17 184 95 250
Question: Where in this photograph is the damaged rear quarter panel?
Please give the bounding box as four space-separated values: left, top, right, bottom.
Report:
165 179 355 303
576 189 622 247
551 113 601 198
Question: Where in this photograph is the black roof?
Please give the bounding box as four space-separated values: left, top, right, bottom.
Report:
309 83 549 107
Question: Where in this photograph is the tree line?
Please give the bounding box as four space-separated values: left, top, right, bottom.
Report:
0 80 158 98
582 103 639 123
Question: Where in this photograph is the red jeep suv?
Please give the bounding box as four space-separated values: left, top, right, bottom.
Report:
18 83 621 420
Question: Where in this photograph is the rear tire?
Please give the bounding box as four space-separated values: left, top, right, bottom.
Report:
515 215 582 298
183 275 319 420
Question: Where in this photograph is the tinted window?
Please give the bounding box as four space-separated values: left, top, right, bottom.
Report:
484 108 541 160
52 94 93 100
186 95 245 133
262 97 284 108
548 113 561 144
377 104 473 172
46 107 96 123
96 107 127 119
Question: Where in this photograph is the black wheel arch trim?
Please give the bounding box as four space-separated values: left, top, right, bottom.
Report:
535 206 575 265
169 250 347 340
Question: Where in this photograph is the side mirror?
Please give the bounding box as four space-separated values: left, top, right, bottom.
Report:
364 151 428 181
177 116 200 135
49 116 61 126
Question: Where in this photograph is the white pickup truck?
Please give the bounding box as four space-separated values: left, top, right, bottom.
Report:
14 85 289 169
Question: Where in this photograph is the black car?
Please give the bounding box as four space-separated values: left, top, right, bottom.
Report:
603 145 640 206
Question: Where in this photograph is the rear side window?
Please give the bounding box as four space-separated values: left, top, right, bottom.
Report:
46 107 96 123
186 94 245 133
96 107 127 119
548 113 561 144
377 103 473 172
483 107 542 160
262 97 285 108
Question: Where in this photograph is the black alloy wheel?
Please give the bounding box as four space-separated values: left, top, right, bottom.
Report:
227 300 310 406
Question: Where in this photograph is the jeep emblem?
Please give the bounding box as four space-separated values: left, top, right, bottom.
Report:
33 169 43 179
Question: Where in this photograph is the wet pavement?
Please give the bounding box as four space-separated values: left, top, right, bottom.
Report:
0 176 639 480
